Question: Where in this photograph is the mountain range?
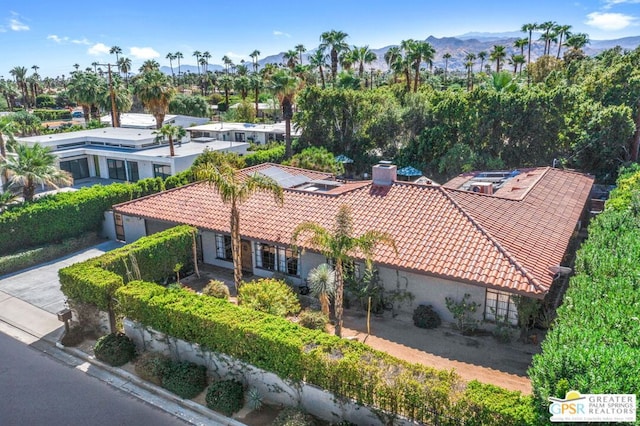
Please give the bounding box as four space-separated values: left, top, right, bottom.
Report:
161 32 640 76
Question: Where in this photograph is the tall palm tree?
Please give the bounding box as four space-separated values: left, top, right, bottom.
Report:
166 52 176 82
538 21 556 55
9 66 28 108
555 24 572 59
352 45 377 78
564 33 590 53
217 74 234 106
118 57 132 86
442 52 452 83
194 161 283 291
292 204 396 337
0 116 17 184
153 124 182 157
384 46 402 84
201 51 211 74
110 46 123 68
175 51 184 81
268 69 299 159
249 72 263 117
1 143 72 202
192 51 202 75
139 60 160 72
283 50 299 70
295 44 306 65
339 49 355 72
249 50 261 72
67 71 102 124
222 55 233 74
490 45 507 72
319 30 349 81
309 49 328 88
407 40 435 92
477 51 488 72
307 263 336 316
97 74 132 125
521 23 538 64
465 52 476 90
514 38 528 57
133 69 176 129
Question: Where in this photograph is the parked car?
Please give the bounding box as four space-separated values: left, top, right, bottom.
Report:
72 111 84 118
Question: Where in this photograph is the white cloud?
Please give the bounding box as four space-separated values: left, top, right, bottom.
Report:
88 42 110 55
9 18 28 31
129 46 160 60
273 30 291 38
72 38 91 45
585 11 637 30
47 34 65 43
225 51 246 61
603 0 640 9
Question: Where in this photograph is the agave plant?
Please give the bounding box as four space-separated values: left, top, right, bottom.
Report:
307 263 336 316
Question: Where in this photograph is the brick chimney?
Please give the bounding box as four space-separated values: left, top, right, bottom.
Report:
372 161 397 186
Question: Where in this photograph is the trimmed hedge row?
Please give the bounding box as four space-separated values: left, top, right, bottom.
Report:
0 177 165 256
33 108 72 121
529 165 640 422
116 281 534 424
60 225 196 310
244 145 286 166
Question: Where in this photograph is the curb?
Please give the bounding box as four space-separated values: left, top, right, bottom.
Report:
57 341 246 426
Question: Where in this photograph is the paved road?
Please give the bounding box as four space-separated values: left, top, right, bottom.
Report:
0 240 123 314
0 331 189 426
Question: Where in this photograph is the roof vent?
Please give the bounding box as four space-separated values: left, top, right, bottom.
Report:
372 161 397 186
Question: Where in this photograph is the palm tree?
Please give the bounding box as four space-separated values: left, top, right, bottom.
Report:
307 263 336 316
538 21 556 55
384 46 402 84
133 69 176 129
97 74 132 126
521 23 538 64
201 51 211 74
166 52 176 82
249 50 261 72
339 49 355 72
139 60 160 72
194 161 283 291
1 143 72 202
295 44 306 65
509 54 526 74
193 51 202 75
110 46 123 68
0 116 17 184
464 52 476 90
175 51 184 81
555 24 572 59
217 74 234 106
407 40 435 92
67 71 102 124
153 124 182 157
442 52 452 83
319 30 349 81
309 49 328 88
514 38 528 57
268 69 299 159
477 51 488 72
352 45 377 78
490 45 507 72
9 66 28 108
222 55 233 74
292 204 396 337
118 57 132 85
283 50 299 70
565 33 590 53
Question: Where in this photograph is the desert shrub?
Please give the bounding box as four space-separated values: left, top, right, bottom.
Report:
161 360 207 399
134 352 171 386
202 279 230 300
412 305 441 329
445 293 482 334
246 386 263 410
272 407 317 426
238 278 300 317
205 379 244 416
298 309 328 331
93 332 136 366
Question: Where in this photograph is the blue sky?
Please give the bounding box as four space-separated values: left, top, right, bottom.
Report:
2 0 639 78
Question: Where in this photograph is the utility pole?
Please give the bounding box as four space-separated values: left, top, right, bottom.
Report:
97 63 119 127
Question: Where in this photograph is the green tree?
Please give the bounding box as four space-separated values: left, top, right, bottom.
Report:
67 71 102 123
292 204 396 337
133 69 176 129
153 124 183 157
283 146 345 175
319 30 350 81
9 66 29 108
269 69 299 159
352 45 377 78
194 161 283 291
1 143 72 201
443 52 452 83
490 45 507 72
169 93 210 117
521 22 538 64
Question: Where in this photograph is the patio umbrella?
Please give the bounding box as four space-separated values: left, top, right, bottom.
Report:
335 154 354 164
397 166 423 177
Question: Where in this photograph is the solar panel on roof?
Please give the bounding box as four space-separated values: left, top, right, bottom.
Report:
259 166 310 188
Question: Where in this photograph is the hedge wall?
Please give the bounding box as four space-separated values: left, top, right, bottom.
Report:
529 165 640 422
244 145 286 166
60 225 196 310
0 177 164 256
116 281 534 425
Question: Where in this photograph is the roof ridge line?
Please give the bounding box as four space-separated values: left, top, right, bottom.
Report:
112 180 204 209
437 186 546 294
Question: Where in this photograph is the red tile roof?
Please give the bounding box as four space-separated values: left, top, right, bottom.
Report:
114 166 593 298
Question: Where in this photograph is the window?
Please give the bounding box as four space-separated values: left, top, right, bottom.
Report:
215 234 232 260
128 161 139 181
107 159 139 181
60 158 89 179
485 289 518 325
234 132 245 142
153 164 171 179
255 243 299 276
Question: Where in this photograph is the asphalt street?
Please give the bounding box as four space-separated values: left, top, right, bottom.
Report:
0 331 189 426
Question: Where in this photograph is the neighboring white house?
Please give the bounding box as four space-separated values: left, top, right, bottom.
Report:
14 127 248 182
111 162 594 326
186 122 301 145
100 113 210 129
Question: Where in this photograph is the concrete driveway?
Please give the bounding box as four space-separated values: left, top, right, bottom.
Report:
0 240 123 314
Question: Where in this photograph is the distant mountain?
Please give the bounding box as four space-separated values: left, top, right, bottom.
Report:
160 34 640 76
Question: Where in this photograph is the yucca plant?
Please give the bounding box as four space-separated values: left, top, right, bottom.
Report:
307 263 336 316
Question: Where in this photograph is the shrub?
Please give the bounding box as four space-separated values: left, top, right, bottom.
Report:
445 293 482 334
246 386 263 410
205 379 244 416
202 280 230 300
161 361 207 399
298 309 328 331
61 325 86 347
244 144 286 166
238 278 300 317
134 352 171 386
94 332 136 366
272 407 317 426
412 305 441 329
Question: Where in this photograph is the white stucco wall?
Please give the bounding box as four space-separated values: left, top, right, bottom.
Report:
102 211 116 240
122 215 147 243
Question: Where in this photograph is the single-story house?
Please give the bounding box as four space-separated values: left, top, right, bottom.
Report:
14 127 248 182
111 163 594 325
100 113 210 129
186 122 301 145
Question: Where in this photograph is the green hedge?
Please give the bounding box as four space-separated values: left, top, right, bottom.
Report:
529 166 640 422
59 225 196 310
33 108 72 121
116 281 533 424
244 145 286 166
0 177 164 256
